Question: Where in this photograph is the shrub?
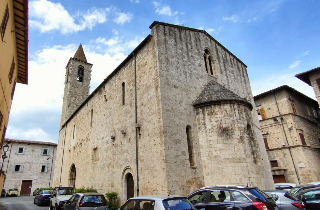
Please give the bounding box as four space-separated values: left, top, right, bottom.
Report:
106 192 119 210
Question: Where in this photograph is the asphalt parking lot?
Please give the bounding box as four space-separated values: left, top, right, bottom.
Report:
0 196 48 210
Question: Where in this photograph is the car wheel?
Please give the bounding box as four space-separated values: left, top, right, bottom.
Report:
34 198 36 204
55 203 59 210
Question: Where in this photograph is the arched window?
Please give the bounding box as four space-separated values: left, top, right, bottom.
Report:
122 82 125 105
186 125 196 167
69 164 76 188
77 65 84 82
203 49 215 76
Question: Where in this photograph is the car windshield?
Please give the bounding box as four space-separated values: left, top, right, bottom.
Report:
42 190 52 194
58 189 73 195
163 198 195 210
287 187 301 195
81 195 106 207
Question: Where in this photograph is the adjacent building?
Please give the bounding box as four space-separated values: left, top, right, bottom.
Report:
296 67 320 107
0 0 29 190
254 85 320 185
0 139 57 196
53 21 274 203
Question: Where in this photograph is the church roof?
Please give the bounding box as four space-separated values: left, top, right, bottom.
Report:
193 79 252 109
73 44 87 63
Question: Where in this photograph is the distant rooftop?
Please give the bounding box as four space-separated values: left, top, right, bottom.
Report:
254 85 317 104
295 67 320 86
4 138 57 146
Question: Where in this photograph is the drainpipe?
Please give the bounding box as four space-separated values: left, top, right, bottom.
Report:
59 124 67 187
134 53 139 196
273 92 301 185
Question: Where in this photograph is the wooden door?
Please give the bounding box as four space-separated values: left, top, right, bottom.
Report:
20 180 32 196
273 175 286 183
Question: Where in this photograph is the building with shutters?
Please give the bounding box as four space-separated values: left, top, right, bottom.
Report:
0 139 57 196
254 85 320 185
296 67 320 108
53 21 274 204
0 0 29 193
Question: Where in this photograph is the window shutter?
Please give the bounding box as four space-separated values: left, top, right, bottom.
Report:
291 102 297 115
23 147 25 154
20 165 23 172
260 108 266 120
45 166 48 172
47 149 50 155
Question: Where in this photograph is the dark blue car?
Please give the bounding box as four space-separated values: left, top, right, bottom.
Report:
34 190 52 206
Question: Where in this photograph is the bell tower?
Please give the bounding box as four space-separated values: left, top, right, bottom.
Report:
60 44 93 127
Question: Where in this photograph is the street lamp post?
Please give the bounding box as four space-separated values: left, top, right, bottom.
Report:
1 144 9 172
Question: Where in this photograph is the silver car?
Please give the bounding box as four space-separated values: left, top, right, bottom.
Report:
63 193 108 210
119 195 196 210
265 190 304 210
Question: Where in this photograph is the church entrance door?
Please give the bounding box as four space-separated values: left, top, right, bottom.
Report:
126 173 134 200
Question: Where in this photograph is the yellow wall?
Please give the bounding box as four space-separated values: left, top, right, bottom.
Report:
0 0 18 152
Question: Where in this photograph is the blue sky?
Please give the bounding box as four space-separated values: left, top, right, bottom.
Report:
7 0 320 143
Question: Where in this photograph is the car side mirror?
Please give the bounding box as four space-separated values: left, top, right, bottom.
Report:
270 194 279 201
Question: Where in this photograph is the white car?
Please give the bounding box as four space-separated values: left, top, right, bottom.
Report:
50 187 74 210
119 195 196 210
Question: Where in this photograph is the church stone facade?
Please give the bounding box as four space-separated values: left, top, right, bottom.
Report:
53 21 274 203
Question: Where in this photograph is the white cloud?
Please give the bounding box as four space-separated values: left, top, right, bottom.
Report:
113 12 133 25
6 127 52 142
156 6 178 16
153 1 160 7
300 51 310 57
130 0 139 3
289 60 301 69
29 0 109 34
223 15 239 23
206 28 215 33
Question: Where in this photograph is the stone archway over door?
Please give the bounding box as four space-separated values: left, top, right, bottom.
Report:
69 164 76 188
126 173 134 200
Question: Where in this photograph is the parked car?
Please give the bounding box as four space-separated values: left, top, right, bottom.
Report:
120 195 196 210
307 182 320 186
286 187 320 210
50 187 74 210
285 184 320 198
6 188 18 197
1 189 6 197
34 190 52 206
33 188 40 196
265 190 304 210
63 193 107 210
187 185 278 210
275 183 297 191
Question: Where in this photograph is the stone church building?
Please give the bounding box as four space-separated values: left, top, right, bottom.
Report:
53 21 274 203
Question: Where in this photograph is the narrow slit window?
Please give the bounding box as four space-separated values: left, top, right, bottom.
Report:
73 125 76 140
14 165 22 172
1 4 9 40
122 82 125 105
77 66 84 82
186 125 196 167
91 109 93 127
299 133 306 145
263 138 269 149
